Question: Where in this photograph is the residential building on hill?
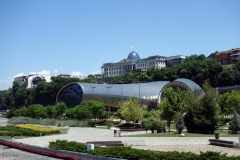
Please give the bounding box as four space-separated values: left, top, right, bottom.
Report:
212 48 240 65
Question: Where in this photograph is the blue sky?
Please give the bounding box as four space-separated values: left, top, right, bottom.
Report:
0 0 239 90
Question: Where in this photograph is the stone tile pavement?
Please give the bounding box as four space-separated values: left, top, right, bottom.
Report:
0 118 240 159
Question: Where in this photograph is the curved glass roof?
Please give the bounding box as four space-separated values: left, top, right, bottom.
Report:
173 78 205 98
56 78 204 108
127 51 140 62
56 81 169 108
173 78 202 91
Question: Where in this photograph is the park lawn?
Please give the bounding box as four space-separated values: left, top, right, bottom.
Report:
0 136 28 140
59 128 69 134
129 130 240 137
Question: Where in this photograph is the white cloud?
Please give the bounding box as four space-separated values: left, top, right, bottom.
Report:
90 70 101 75
37 70 51 76
30 72 36 74
0 76 12 90
13 72 25 78
71 71 85 79
54 69 58 73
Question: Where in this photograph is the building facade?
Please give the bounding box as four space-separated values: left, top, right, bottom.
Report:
14 76 27 88
212 48 240 65
101 51 184 78
166 55 186 67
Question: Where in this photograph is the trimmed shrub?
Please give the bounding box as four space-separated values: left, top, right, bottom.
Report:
0 130 23 136
106 120 114 129
229 111 240 133
175 114 185 134
0 126 43 136
8 117 90 127
15 124 60 135
48 140 240 160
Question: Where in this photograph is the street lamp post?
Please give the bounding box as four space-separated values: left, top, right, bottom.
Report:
106 86 112 119
137 81 146 106
91 86 96 100
119 81 128 106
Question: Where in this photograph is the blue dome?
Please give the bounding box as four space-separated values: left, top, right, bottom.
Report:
127 51 140 62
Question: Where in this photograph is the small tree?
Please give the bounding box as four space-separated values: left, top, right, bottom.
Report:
159 87 190 132
119 96 145 125
141 110 165 133
229 111 240 134
175 114 185 134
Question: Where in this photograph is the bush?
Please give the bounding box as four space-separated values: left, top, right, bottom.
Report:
56 119 90 127
8 117 90 127
0 126 43 136
229 111 240 133
15 124 60 135
0 130 23 136
49 140 87 153
152 120 166 133
175 114 185 134
48 140 240 160
8 117 41 125
113 121 121 125
106 120 114 129
40 118 57 126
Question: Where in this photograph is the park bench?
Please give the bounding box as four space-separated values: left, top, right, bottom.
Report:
118 127 145 132
86 141 124 147
209 139 235 147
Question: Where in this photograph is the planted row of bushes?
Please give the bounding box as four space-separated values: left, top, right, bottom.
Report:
49 140 240 160
0 126 44 136
0 130 22 136
8 117 90 127
15 124 60 135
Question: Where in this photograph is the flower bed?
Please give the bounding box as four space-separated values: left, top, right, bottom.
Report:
15 124 60 135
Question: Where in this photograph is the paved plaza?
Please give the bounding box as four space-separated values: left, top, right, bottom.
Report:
1 118 240 159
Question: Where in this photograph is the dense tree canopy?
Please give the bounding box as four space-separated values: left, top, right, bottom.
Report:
219 91 240 115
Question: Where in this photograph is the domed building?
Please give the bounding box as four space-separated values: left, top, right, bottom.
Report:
101 50 167 78
127 51 140 62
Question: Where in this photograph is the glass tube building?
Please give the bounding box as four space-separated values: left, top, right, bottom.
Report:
56 78 204 109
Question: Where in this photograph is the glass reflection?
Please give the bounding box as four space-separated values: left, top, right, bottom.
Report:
60 85 83 108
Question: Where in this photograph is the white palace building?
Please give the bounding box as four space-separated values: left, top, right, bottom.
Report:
101 51 186 78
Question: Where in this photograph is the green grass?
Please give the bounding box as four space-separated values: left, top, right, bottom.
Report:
129 130 240 137
59 128 69 134
0 136 28 140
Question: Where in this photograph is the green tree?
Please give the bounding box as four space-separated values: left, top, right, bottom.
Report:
27 104 46 118
184 82 220 133
46 105 57 118
118 96 145 124
175 114 185 134
229 111 240 133
217 70 235 87
55 102 67 118
75 105 92 120
14 87 27 108
87 101 107 123
0 95 5 110
158 87 190 132
142 110 165 133
14 107 28 117
219 91 240 115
